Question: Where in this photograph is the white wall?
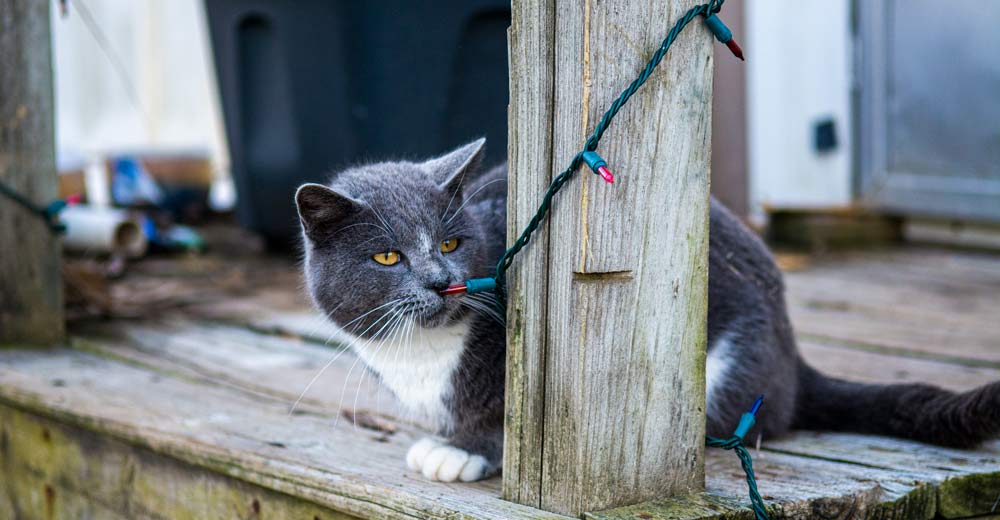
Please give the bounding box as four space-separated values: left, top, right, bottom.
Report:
51 0 228 178
746 0 853 220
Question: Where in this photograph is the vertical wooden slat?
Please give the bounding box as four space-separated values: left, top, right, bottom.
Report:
0 0 64 345
503 0 556 507
505 0 713 515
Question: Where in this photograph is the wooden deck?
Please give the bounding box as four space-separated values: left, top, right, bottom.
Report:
2 246 999 519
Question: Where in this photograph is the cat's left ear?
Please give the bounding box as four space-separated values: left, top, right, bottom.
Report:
422 137 486 197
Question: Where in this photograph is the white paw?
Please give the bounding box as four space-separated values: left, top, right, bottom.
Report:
405 437 493 482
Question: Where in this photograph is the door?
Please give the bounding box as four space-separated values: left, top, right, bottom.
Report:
857 0 1000 222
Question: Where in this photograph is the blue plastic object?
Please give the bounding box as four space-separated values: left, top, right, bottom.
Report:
581 151 608 172
465 277 497 294
734 394 765 439
704 14 733 43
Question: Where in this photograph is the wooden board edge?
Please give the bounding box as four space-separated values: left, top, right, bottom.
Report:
583 480 940 520
0 402 363 520
0 382 566 520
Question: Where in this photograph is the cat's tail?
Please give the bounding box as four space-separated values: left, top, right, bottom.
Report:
792 360 1000 448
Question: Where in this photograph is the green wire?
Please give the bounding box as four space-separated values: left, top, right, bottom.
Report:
706 435 770 520
493 0 726 288
0 179 67 233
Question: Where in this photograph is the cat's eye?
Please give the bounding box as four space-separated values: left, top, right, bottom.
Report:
440 238 460 253
372 251 401 266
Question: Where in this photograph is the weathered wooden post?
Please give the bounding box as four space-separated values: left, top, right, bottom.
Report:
0 0 64 344
504 0 713 515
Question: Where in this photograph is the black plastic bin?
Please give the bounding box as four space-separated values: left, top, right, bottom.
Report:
204 0 511 246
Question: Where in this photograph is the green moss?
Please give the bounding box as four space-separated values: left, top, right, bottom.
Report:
868 482 936 520
937 473 1000 518
0 405 360 520
584 492 758 520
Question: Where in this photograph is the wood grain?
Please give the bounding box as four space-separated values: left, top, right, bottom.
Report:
799 339 1000 392
0 0 63 345
5 340 998 520
504 0 556 507
2 221 993 518
71 319 398 421
594 449 940 520
784 249 1000 365
0 347 571 520
763 433 1000 519
506 0 714 514
0 405 360 520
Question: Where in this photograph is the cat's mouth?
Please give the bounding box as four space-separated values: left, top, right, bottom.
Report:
411 297 462 328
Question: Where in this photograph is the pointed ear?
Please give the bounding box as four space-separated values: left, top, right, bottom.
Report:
295 183 362 240
421 138 486 196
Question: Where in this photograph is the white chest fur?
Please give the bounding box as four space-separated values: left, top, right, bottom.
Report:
337 321 469 431
705 334 734 417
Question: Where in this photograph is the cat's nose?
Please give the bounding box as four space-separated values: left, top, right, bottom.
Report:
426 277 451 294
418 259 451 293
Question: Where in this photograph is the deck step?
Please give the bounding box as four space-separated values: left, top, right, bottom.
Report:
3 246 999 519
1 318 998 519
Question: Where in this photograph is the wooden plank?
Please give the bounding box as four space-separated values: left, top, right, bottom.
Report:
799 339 1000 392
504 0 556 508
596 430 1000 519
784 252 1000 324
764 433 1000 519
89 318 1000 520
2 344 975 520
786 274 1000 334
71 320 398 421
784 249 1000 366
40 243 999 518
0 405 359 520
788 304 1000 366
505 0 713 514
591 447 941 520
780 249 1000 520
857 247 1000 277
91 319 1000 519
0 0 63 345
0 348 570 520
786 248 1000 307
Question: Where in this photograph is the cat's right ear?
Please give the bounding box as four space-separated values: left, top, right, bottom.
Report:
423 137 486 198
295 183 362 241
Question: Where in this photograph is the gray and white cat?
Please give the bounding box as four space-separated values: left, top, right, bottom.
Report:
296 138 1000 483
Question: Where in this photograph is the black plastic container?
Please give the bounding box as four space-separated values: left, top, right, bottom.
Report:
204 1 511 245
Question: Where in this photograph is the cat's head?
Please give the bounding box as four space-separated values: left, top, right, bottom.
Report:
296 139 489 337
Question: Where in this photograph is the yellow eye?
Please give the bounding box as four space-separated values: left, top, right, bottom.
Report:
440 238 460 253
372 251 401 266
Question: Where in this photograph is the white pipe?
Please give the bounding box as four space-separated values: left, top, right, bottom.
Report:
60 205 147 258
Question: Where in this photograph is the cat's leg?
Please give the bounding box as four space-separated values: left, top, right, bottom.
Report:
406 315 505 482
405 432 499 482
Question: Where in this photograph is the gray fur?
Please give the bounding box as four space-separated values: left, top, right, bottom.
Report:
297 139 1000 481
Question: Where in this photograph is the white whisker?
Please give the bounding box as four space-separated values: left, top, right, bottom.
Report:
444 178 505 224
440 166 470 222
289 301 402 415
334 305 408 429
461 295 505 325
369 203 396 240
341 299 403 330
354 309 409 431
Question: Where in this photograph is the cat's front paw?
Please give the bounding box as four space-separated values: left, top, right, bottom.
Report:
405 437 494 482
